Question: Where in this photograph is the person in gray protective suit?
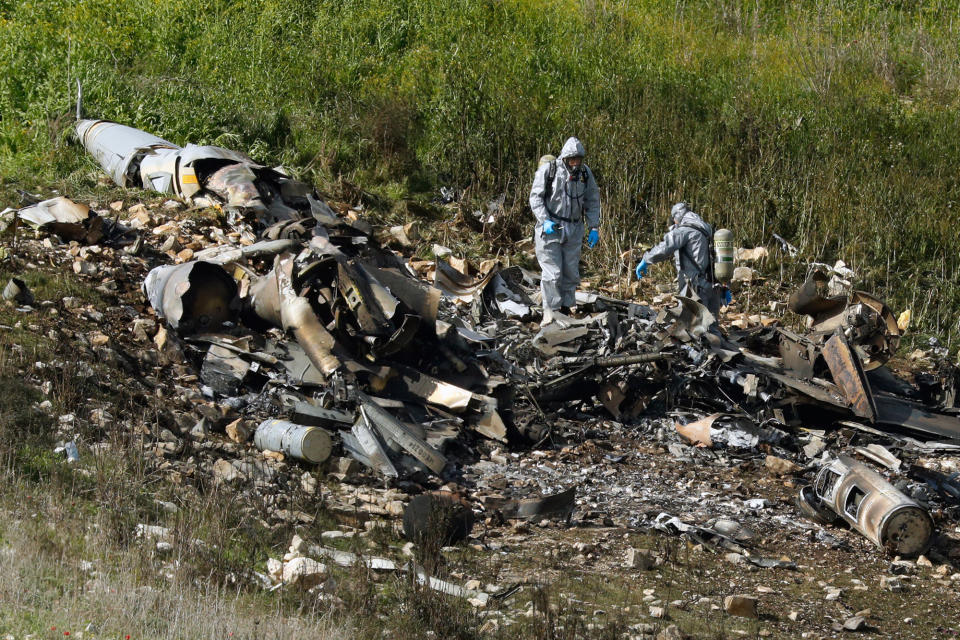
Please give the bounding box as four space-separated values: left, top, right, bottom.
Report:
635 202 727 316
529 137 601 323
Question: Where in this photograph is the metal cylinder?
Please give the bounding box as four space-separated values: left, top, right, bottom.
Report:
814 455 933 556
75 119 180 187
714 228 735 283
254 419 332 464
143 261 239 333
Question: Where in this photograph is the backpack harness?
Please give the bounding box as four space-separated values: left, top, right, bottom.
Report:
678 221 717 285
541 159 586 224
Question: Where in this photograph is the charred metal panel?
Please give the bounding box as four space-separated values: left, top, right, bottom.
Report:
874 395 960 441
823 332 877 421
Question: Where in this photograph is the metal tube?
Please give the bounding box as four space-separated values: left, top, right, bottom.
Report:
813 455 933 556
254 419 332 463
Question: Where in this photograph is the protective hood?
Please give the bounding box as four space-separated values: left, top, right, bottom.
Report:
675 210 711 236
559 137 586 162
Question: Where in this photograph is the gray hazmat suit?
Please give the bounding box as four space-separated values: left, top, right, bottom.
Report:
529 137 601 310
642 208 722 315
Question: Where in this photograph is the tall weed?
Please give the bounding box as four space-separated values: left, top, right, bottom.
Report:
2 0 960 337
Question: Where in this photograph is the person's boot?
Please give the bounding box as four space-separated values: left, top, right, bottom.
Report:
559 306 571 316
542 306 555 325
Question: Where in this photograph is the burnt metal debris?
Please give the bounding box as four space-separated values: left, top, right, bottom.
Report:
41 117 960 563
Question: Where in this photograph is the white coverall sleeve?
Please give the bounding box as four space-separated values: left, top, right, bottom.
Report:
529 165 549 225
584 168 601 229
643 228 683 265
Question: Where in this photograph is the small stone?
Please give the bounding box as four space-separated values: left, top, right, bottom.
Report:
131 317 156 341
626 548 655 570
630 623 656 634
386 500 406 516
88 332 110 346
843 616 866 631
478 619 499 634
224 418 253 443
73 260 98 276
916 555 933 568
889 560 916 575
128 209 152 229
724 552 745 565
788 611 799 622
765 455 800 476
212 458 243 483
648 606 666 619
336 457 361 476
159 235 180 253
153 222 179 235
724 595 758 618
803 437 826 459
281 557 327 588
655 625 685 640
321 530 347 541
881 575 906 592
155 500 178 514
300 472 318 495
267 558 283 580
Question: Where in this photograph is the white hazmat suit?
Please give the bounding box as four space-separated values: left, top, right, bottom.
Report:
529 137 601 314
642 205 722 315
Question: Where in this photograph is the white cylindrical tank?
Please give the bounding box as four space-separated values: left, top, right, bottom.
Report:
254 419 333 463
714 228 735 283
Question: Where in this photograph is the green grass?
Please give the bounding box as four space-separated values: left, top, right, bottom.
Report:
3 2 960 328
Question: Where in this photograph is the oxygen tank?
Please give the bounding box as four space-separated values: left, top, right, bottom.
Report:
538 154 556 167
713 228 735 283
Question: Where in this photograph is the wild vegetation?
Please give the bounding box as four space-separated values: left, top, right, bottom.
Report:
3 0 960 339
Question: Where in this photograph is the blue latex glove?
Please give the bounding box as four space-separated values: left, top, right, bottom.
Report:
587 228 599 248
635 259 649 279
723 288 733 305
542 219 556 235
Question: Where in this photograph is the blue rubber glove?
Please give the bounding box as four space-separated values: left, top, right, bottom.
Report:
587 228 599 248
723 288 733 306
542 219 556 235
635 259 649 279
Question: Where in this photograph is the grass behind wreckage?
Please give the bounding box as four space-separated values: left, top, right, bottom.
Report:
2 0 960 336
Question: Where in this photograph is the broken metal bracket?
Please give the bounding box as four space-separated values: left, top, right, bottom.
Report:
823 332 877 421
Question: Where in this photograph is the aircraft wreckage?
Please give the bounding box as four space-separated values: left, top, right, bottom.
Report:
57 114 960 558
75 118 313 224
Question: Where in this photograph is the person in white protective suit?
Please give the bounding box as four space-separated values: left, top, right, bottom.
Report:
635 202 728 316
528 137 601 323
